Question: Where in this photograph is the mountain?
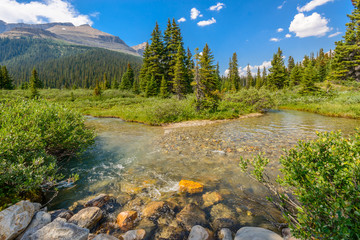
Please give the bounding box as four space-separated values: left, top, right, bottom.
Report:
131 42 147 56
0 21 139 56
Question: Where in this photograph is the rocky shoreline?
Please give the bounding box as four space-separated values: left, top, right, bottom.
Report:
0 180 297 240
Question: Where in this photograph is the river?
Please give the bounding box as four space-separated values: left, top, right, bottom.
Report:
50 109 360 231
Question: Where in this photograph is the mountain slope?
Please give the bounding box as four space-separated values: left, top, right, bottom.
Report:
131 42 147 56
0 37 142 88
0 21 139 56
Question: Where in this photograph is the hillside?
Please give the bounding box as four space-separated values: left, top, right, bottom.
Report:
0 37 142 88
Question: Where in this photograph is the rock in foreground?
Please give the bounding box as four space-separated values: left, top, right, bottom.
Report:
179 180 204 194
235 227 282 240
69 207 103 229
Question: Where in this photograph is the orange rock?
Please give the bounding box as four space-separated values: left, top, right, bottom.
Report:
116 211 138 231
179 180 204 194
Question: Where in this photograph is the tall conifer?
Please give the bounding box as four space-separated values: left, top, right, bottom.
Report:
268 48 287 89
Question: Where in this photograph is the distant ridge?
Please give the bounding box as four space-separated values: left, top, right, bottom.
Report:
0 20 139 56
131 42 147 56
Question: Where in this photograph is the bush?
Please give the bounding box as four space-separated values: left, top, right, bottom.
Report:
0 100 95 208
240 131 360 239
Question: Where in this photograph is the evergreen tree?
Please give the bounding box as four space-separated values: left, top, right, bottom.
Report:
229 53 240 91
120 64 135 90
29 69 39 99
173 44 187 99
132 78 140 94
289 64 303 88
159 75 169 98
215 62 222 91
316 48 328 82
300 61 319 94
147 22 165 93
246 64 253 88
30 68 43 89
262 67 268 87
1 66 13 89
331 22 360 83
93 80 101 96
103 73 110 90
146 74 158 97
139 42 150 91
111 76 119 89
268 48 287 89
194 44 221 111
255 67 262 89
185 47 194 93
0 65 3 89
288 56 295 73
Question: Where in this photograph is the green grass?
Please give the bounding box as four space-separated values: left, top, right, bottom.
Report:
0 88 275 125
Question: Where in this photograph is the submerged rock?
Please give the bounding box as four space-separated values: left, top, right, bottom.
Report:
93 234 119 240
210 204 237 231
137 218 157 240
85 194 111 208
155 225 187 240
234 227 282 240
179 180 204 194
49 209 74 221
188 225 212 240
18 211 51 240
176 203 207 231
0 200 41 240
117 211 138 231
202 192 223 208
28 218 89 240
219 228 233 240
142 201 170 220
69 207 103 229
120 229 146 240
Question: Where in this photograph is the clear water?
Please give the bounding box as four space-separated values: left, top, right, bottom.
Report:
50 110 360 229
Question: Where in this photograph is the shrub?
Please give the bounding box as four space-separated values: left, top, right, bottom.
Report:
240 131 360 239
0 100 95 208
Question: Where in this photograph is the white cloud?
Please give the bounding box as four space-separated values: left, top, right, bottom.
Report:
278 1 286 9
178 17 186 23
209 3 225 11
197 17 216 27
0 0 93 26
191 8 202 20
270 38 280 42
328 31 342 38
285 33 292 38
297 0 334 12
277 28 284 33
289 12 331 38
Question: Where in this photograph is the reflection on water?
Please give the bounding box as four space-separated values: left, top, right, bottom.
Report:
50 110 360 228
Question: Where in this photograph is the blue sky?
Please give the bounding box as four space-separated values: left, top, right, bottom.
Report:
0 0 354 74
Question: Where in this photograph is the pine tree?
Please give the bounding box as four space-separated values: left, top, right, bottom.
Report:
0 65 3 89
185 48 194 93
289 64 303 88
147 22 165 93
300 61 319 94
215 63 222 91
159 75 169 98
29 69 39 99
255 67 262 89
268 48 287 89
262 67 268 87
288 56 295 73
194 44 221 111
173 44 187 99
103 73 110 90
229 53 240 91
316 48 328 82
139 42 150 91
132 78 140 94
146 74 158 97
120 64 135 90
246 64 253 88
111 76 119 89
1 66 13 90
30 68 43 89
331 0 360 82
93 80 101 96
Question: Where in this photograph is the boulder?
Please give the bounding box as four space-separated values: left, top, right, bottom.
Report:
85 194 111 208
68 207 103 229
188 225 212 240
155 225 187 240
93 234 119 240
49 209 74 221
176 203 207 231
142 201 170 220
18 211 51 240
234 227 283 240
219 228 232 240
120 229 146 240
210 204 237 231
202 192 223 208
0 200 41 240
28 218 89 240
179 180 204 194
117 211 138 231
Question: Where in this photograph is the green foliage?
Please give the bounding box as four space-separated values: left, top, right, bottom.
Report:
299 61 320 94
173 43 187 99
159 75 170 98
29 68 40 99
145 75 158 97
229 53 241 91
119 64 135 90
93 81 101 96
240 131 360 239
268 47 287 89
0 100 95 208
0 66 13 90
